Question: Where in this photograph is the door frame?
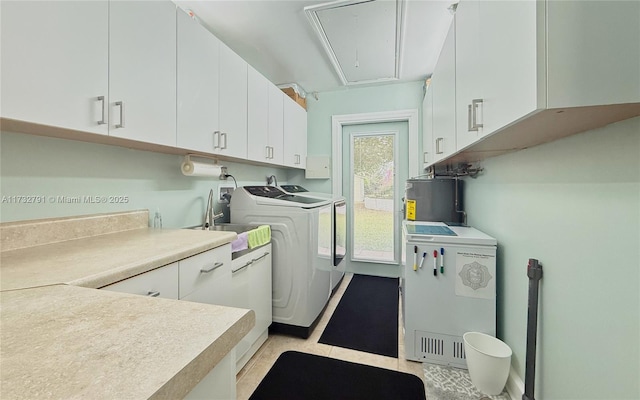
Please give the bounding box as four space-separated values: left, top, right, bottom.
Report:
331 109 419 196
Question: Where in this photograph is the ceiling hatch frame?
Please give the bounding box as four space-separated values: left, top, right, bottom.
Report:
304 0 407 87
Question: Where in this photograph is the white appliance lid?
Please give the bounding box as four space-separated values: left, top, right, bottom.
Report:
403 221 497 246
241 186 332 208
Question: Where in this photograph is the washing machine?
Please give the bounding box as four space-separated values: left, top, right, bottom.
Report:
280 185 346 293
231 186 332 338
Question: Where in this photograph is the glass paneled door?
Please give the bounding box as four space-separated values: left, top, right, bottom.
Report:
351 133 396 262
342 121 408 266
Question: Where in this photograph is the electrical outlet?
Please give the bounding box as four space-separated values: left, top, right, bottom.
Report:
218 186 234 203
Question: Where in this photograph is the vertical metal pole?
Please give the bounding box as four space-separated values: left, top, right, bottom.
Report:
523 258 543 400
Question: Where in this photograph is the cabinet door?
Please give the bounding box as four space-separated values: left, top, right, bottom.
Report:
249 247 272 338
479 0 538 136
109 1 176 147
231 245 272 363
0 1 109 134
267 83 285 165
422 88 434 168
231 256 252 359
177 8 220 153
283 97 307 169
432 22 456 163
219 43 248 159
179 245 232 306
454 0 482 150
102 263 179 300
247 66 270 162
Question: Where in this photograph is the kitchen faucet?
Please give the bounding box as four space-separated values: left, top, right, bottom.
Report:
202 189 224 230
267 175 278 186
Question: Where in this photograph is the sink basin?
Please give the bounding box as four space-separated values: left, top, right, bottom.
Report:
187 223 260 234
185 223 266 259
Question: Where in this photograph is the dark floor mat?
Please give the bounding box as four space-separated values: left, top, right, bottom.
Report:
319 274 399 358
249 351 425 400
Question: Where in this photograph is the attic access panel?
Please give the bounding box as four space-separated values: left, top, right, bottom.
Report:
305 0 405 86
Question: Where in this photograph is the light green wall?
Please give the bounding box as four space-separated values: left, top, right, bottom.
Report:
289 80 425 195
292 81 424 277
463 117 640 399
0 131 291 227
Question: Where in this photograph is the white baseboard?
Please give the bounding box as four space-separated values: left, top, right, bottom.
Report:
505 366 524 400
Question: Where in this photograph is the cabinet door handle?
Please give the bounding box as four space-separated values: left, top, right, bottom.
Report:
201 261 224 273
268 146 274 159
147 291 160 297
265 146 270 159
472 98 484 130
423 151 429 163
467 103 474 132
97 96 106 125
470 98 484 131
115 101 125 128
435 138 444 154
251 251 270 263
213 131 221 149
232 261 252 274
221 132 228 149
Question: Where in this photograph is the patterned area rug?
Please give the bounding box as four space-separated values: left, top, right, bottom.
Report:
423 363 510 400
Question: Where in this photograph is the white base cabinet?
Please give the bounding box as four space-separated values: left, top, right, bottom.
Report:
102 262 179 299
184 349 236 400
101 244 237 399
179 244 232 306
231 244 272 373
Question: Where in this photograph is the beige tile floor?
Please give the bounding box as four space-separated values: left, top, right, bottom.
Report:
235 273 427 400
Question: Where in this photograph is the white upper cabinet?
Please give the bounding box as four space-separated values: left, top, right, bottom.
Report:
454 0 482 150
422 87 433 168
446 0 640 165
218 43 248 159
268 84 285 165
545 1 640 108
109 1 177 147
247 66 270 162
283 96 307 169
431 22 456 164
0 1 109 135
177 8 220 153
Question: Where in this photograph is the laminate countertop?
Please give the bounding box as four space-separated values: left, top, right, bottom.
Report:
0 211 255 399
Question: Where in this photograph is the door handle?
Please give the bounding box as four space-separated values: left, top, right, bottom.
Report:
232 261 252 274
115 101 125 128
251 252 270 263
221 132 228 150
147 291 160 297
201 262 224 273
97 96 106 125
470 98 483 131
435 138 444 154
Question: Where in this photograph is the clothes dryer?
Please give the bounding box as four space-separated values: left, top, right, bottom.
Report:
280 185 346 293
231 186 332 338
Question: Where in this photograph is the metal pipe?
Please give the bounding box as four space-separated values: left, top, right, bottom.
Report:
523 258 543 400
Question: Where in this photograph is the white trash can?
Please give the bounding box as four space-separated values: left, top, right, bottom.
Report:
463 332 512 395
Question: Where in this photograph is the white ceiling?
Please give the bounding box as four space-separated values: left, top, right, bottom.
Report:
174 0 454 95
